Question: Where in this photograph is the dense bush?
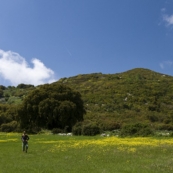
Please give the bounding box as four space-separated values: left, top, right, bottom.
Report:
0 121 18 132
157 124 173 131
72 122 83 135
52 128 63 134
0 114 13 125
147 114 158 122
0 85 6 90
82 123 100 136
99 120 121 131
120 123 154 137
72 122 100 136
17 84 34 89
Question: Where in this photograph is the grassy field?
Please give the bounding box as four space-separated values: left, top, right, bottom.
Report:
0 133 173 173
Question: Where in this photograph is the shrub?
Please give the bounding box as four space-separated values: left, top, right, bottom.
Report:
147 114 158 122
82 123 100 136
120 123 154 137
100 120 121 131
157 124 173 131
17 84 34 89
72 122 100 136
0 121 18 132
0 85 6 90
72 122 82 135
52 128 63 134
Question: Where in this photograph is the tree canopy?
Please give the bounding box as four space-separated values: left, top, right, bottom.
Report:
17 83 86 132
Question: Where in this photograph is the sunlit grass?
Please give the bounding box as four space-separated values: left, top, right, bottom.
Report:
0 133 173 173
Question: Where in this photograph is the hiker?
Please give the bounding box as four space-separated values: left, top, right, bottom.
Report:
21 131 29 153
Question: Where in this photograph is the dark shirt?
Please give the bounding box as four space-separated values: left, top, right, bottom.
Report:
21 134 29 142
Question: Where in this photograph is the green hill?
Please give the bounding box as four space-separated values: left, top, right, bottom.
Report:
55 68 173 130
1 68 173 131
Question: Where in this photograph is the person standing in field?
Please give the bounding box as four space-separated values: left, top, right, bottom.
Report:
21 131 29 153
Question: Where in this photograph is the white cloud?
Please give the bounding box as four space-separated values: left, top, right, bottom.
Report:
159 61 173 69
163 14 173 26
0 49 57 86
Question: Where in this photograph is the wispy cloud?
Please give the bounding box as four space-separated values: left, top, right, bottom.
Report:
0 49 57 86
163 14 173 26
159 61 173 69
161 7 173 27
161 8 166 12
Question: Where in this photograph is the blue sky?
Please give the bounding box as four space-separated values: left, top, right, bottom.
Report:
0 0 173 86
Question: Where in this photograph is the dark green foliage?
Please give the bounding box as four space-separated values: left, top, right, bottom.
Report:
0 89 3 98
0 85 35 104
17 83 86 132
72 122 83 135
0 104 17 126
4 93 10 98
17 83 34 89
100 120 121 131
0 121 18 132
52 128 63 134
120 123 154 137
147 114 158 122
156 124 173 131
72 121 100 136
82 123 100 136
0 85 6 90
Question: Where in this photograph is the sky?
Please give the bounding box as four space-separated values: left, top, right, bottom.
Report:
0 0 173 86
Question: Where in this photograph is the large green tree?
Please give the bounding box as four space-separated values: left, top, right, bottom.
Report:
17 83 86 131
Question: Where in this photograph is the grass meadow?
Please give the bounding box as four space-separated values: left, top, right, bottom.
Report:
0 133 173 173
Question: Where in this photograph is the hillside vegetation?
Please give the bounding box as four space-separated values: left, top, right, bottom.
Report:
1 68 173 133
56 68 173 131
